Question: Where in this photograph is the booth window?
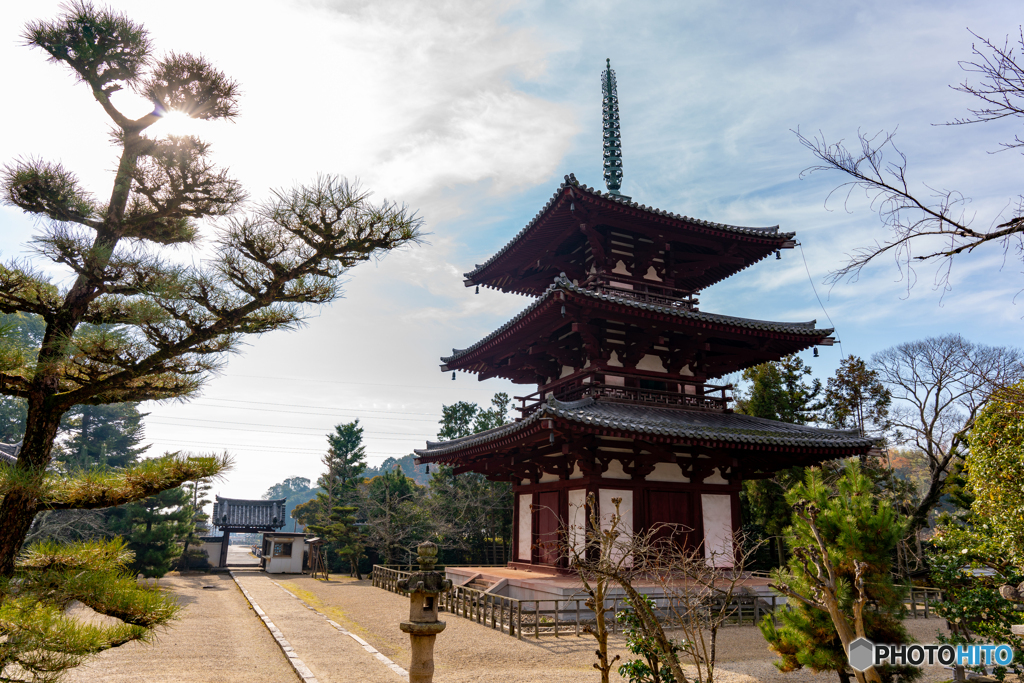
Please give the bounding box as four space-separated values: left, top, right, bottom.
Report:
273 542 293 557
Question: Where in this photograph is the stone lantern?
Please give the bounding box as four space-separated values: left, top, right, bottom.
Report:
398 541 452 683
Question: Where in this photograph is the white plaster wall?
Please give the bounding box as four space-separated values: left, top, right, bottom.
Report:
603 459 631 480
701 494 734 567
704 467 728 485
569 463 584 480
600 488 633 565
560 365 574 378
611 260 631 275
518 494 532 561
201 542 221 567
265 541 306 574
643 266 662 281
646 462 689 482
607 351 624 367
680 365 694 376
568 488 587 558
637 354 668 373
539 472 559 483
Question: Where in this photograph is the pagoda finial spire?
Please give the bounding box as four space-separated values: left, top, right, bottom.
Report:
601 58 624 196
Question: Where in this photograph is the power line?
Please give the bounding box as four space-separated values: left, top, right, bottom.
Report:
183 401 439 422
147 437 412 456
147 418 428 440
196 396 442 417
798 241 845 359
228 373 499 392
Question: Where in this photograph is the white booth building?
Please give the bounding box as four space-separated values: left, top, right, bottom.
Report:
261 532 308 574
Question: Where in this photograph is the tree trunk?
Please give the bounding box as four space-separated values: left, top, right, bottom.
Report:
0 402 64 576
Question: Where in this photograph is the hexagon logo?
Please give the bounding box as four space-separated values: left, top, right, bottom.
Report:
848 638 875 672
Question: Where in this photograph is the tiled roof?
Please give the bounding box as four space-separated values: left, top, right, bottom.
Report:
464 173 795 283
0 442 19 466
212 496 287 530
441 275 830 365
415 397 874 460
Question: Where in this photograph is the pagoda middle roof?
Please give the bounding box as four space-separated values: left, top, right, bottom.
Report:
441 276 831 379
465 174 796 296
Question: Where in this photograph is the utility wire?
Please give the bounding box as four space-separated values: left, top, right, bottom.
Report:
798 241 845 359
147 419 427 441
148 438 410 456
227 373 498 393
149 415 431 434
186 401 439 422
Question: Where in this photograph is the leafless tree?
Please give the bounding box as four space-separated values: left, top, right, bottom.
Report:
563 494 763 683
797 29 1024 293
24 509 107 544
872 334 1024 532
638 530 764 683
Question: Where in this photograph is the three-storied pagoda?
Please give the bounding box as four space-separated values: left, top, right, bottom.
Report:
415 61 874 572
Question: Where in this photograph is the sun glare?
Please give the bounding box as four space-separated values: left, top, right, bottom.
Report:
153 110 198 137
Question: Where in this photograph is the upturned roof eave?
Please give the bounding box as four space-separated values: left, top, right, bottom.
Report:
464 174 797 286
414 399 876 464
440 276 832 369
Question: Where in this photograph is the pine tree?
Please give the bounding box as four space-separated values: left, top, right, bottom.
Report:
429 393 513 564
320 421 368 510
0 2 420 675
308 504 365 578
736 356 821 567
822 356 892 438
178 478 213 569
760 462 919 683
0 0 420 574
110 487 192 578
58 403 149 470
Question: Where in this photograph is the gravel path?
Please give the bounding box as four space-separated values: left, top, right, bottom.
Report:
280 575 957 683
65 573 297 683
233 570 405 683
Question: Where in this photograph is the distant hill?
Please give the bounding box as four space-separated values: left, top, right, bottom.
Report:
364 453 430 485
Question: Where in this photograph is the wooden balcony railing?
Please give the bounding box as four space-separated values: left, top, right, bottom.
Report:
516 380 731 417
583 276 700 311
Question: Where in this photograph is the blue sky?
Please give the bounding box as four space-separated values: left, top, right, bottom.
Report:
1 0 1021 499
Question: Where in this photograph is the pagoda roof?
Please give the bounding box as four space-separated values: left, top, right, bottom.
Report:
441 276 831 380
414 396 874 463
465 174 796 296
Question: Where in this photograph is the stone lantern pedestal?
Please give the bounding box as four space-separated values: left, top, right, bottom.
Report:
398 542 452 683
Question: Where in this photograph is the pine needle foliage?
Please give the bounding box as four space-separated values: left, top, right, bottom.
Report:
0 537 179 682
760 462 919 683
0 2 421 678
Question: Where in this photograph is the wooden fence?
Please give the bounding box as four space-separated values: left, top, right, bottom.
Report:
372 566 946 640
372 565 785 640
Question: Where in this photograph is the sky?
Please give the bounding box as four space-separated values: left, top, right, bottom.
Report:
1 0 1022 501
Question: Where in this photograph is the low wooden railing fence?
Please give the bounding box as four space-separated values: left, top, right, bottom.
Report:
374 565 784 640
372 566 945 639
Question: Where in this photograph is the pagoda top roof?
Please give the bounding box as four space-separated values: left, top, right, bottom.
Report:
441 276 831 378
464 174 796 296
414 396 874 462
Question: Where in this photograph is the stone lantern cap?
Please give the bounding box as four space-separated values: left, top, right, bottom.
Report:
397 542 452 596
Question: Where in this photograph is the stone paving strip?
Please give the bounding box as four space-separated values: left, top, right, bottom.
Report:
269 579 409 679
230 571 318 683
231 570 406 683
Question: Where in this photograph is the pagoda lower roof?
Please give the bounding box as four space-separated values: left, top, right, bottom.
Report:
441 276 832 380
465 174 796 296
414 397 875 464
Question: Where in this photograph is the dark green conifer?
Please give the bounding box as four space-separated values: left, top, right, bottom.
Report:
760 462 920 683
110 488 192 578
